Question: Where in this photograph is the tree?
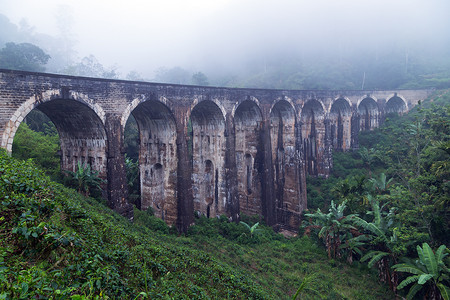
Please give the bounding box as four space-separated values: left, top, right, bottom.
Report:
359 147 380 177
369 173 393 195
0 42 50 72
24 109 57 135
305 201 357 259
64 55 119 79
126 70 145 81
392 243 450 300
352 198 402 291
154 66 190 84
191 72 209 86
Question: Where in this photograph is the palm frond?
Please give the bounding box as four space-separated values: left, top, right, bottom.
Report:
371 199 381 227
397 275 420 290
318 226 327 238
437 283 450 300
406 283 422 300
392 263 425 275
240 221 251 231
436 245 448 266
418 274 433 285
352 216 385 238
421 243 438 276
368 253 389 268
250 222 260 234
361 251 389 268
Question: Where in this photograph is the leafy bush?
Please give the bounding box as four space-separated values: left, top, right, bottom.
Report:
12 122 60 180
0 150 272 299
303 91 450 295
64 162 105 198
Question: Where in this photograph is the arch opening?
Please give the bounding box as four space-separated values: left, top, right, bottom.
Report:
358 97 379 130
270 100 297 219
235 100 263 215
12 99 107 196
130 100 178 224
301 99 325 176
386 96 407 115
190 100 225 218
12 109 61 179
330 98 352 151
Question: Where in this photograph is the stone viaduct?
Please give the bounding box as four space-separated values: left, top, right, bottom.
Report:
0 69 433 231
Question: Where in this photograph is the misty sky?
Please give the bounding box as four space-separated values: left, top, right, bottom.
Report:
1 0 450 78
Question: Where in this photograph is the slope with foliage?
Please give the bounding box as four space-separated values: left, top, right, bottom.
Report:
0 149 395 299
304 91 450 299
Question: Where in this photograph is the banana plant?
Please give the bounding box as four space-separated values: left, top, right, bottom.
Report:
351 197 401 291
65 162 105 197
240 221 262 237
369 173 394 195
392 243 450 300
305 201 357 259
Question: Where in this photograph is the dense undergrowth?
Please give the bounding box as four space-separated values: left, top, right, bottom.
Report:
305 91 450 299
3 91 448 299
0 149 394 299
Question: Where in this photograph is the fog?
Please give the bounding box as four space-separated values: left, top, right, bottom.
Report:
1 0 450 88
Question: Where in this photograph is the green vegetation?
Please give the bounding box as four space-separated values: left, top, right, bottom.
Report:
5 78 449 298
0 42 50 72
64 162 105 198
12 121 60 180
393 243 449 300
0 150 394 299
305 91 450 299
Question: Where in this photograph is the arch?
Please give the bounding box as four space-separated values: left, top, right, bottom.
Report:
234 99 263 127
358 96 380 130
269 96 297 117
329 97 352 151
301 99 326 176
357 95 378 109
121 94 172 127
189 97 226 124
231 96 261 118
37 99 108 175
130 98 178 224
301 99 325 121
2 89 106 153
330 97 352 116
386 93 408 114
191 100 226 126
270 99 298 215
3 89 108 180
190 100 226 218
234 99 263 216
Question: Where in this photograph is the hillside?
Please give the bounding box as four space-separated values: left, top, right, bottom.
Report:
305 91 450 299
0 150 393 299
